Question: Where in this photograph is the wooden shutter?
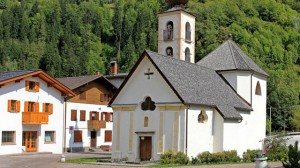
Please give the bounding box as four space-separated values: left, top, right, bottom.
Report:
105 112 110 122
35 102 39 112
49 104 53 114
7 100 11 112
100 93 104 102
24 101 28 112
71 110 77 121
35 82 40 92
80 110 86 121
42 103 46 112
25 81 29 91
95 112 99 120
89 112 92 120
105 130 112 142
74 130 82 143
101 112 104 121
16 101 20 112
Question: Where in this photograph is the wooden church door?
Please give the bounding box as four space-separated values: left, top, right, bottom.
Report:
140 136 152 161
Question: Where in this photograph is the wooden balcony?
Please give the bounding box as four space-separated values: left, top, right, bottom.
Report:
87 120 106 129
22 112 48 124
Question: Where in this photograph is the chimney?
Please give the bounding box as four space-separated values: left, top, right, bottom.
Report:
110 61 117 75
96 71 101 76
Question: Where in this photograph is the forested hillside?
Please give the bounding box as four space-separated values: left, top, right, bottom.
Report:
0 0 300 132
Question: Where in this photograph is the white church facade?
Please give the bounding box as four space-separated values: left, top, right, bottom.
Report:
109 2 268 162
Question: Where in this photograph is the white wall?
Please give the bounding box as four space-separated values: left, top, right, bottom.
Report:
213 110 224 152
0 76 65 155
113 56 181 105
187 106 214 157
65 102 113 149
221 71 267 156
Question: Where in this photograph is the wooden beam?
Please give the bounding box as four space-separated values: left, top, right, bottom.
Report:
15 80 21 83
47 83 54 87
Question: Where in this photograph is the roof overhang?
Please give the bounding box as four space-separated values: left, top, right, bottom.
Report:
0 70 75 96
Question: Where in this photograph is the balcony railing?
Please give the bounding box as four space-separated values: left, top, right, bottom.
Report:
22 112 48 124
87 120 106 129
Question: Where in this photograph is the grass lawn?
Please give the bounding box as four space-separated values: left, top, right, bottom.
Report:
66 157 111 163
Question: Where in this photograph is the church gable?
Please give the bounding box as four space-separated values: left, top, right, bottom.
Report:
110 53 182 106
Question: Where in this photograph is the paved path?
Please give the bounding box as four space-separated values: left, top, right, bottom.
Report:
0 152 283 168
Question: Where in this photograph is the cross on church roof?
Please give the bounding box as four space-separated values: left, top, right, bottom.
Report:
144 68 154 79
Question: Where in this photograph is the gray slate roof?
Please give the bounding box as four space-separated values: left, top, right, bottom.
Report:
146 50 252 119
0 69 40 82
197 40 268 76
105 73 128 88
56 75 100 90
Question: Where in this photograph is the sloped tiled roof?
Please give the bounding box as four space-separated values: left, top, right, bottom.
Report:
197 40 268 76
110 50 252 120
105 73 128 88
56 75 101 90
146 50 251 119
0 69 75 96
0 69 40 82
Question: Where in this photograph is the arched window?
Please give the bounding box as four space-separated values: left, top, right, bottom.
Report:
144 117 149 127
164 21 173 41
185 47 190 62
198 110 208 123
255 81 262 95
166 47 173 57
141 96 156 111
185 22 191 41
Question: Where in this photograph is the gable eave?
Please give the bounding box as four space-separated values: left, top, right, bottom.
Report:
108 50 185 107
0 70 75 96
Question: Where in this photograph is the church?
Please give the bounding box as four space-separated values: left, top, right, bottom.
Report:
109 0 268 162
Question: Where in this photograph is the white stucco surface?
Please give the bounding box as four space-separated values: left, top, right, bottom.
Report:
0 76 65 155
65 102 113 149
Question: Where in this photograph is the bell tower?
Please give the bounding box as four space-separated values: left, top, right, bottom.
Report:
158 0 195 63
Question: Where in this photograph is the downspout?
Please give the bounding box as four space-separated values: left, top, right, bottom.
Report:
185 105 190 154
250 72 254 105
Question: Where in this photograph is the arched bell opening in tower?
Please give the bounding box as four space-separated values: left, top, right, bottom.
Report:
166 47 173 57
164 21 174 41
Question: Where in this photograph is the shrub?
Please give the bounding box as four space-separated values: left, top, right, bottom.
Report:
160 150 175 164
191 156 200 165
197 151 212 163
223 150 240 162
243 149 260 162
282 141 300 168
174 151 189 165
263 135 288 161
211 152 226 163
197 150 240 164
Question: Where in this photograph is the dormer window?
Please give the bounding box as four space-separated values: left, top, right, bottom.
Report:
185 47 191 62
164 21 173 41
25 80 39 92
185 22 191 42
166 47 173 57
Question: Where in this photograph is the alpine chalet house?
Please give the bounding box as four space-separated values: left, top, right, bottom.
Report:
0 70 75 155
57 62 120 152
